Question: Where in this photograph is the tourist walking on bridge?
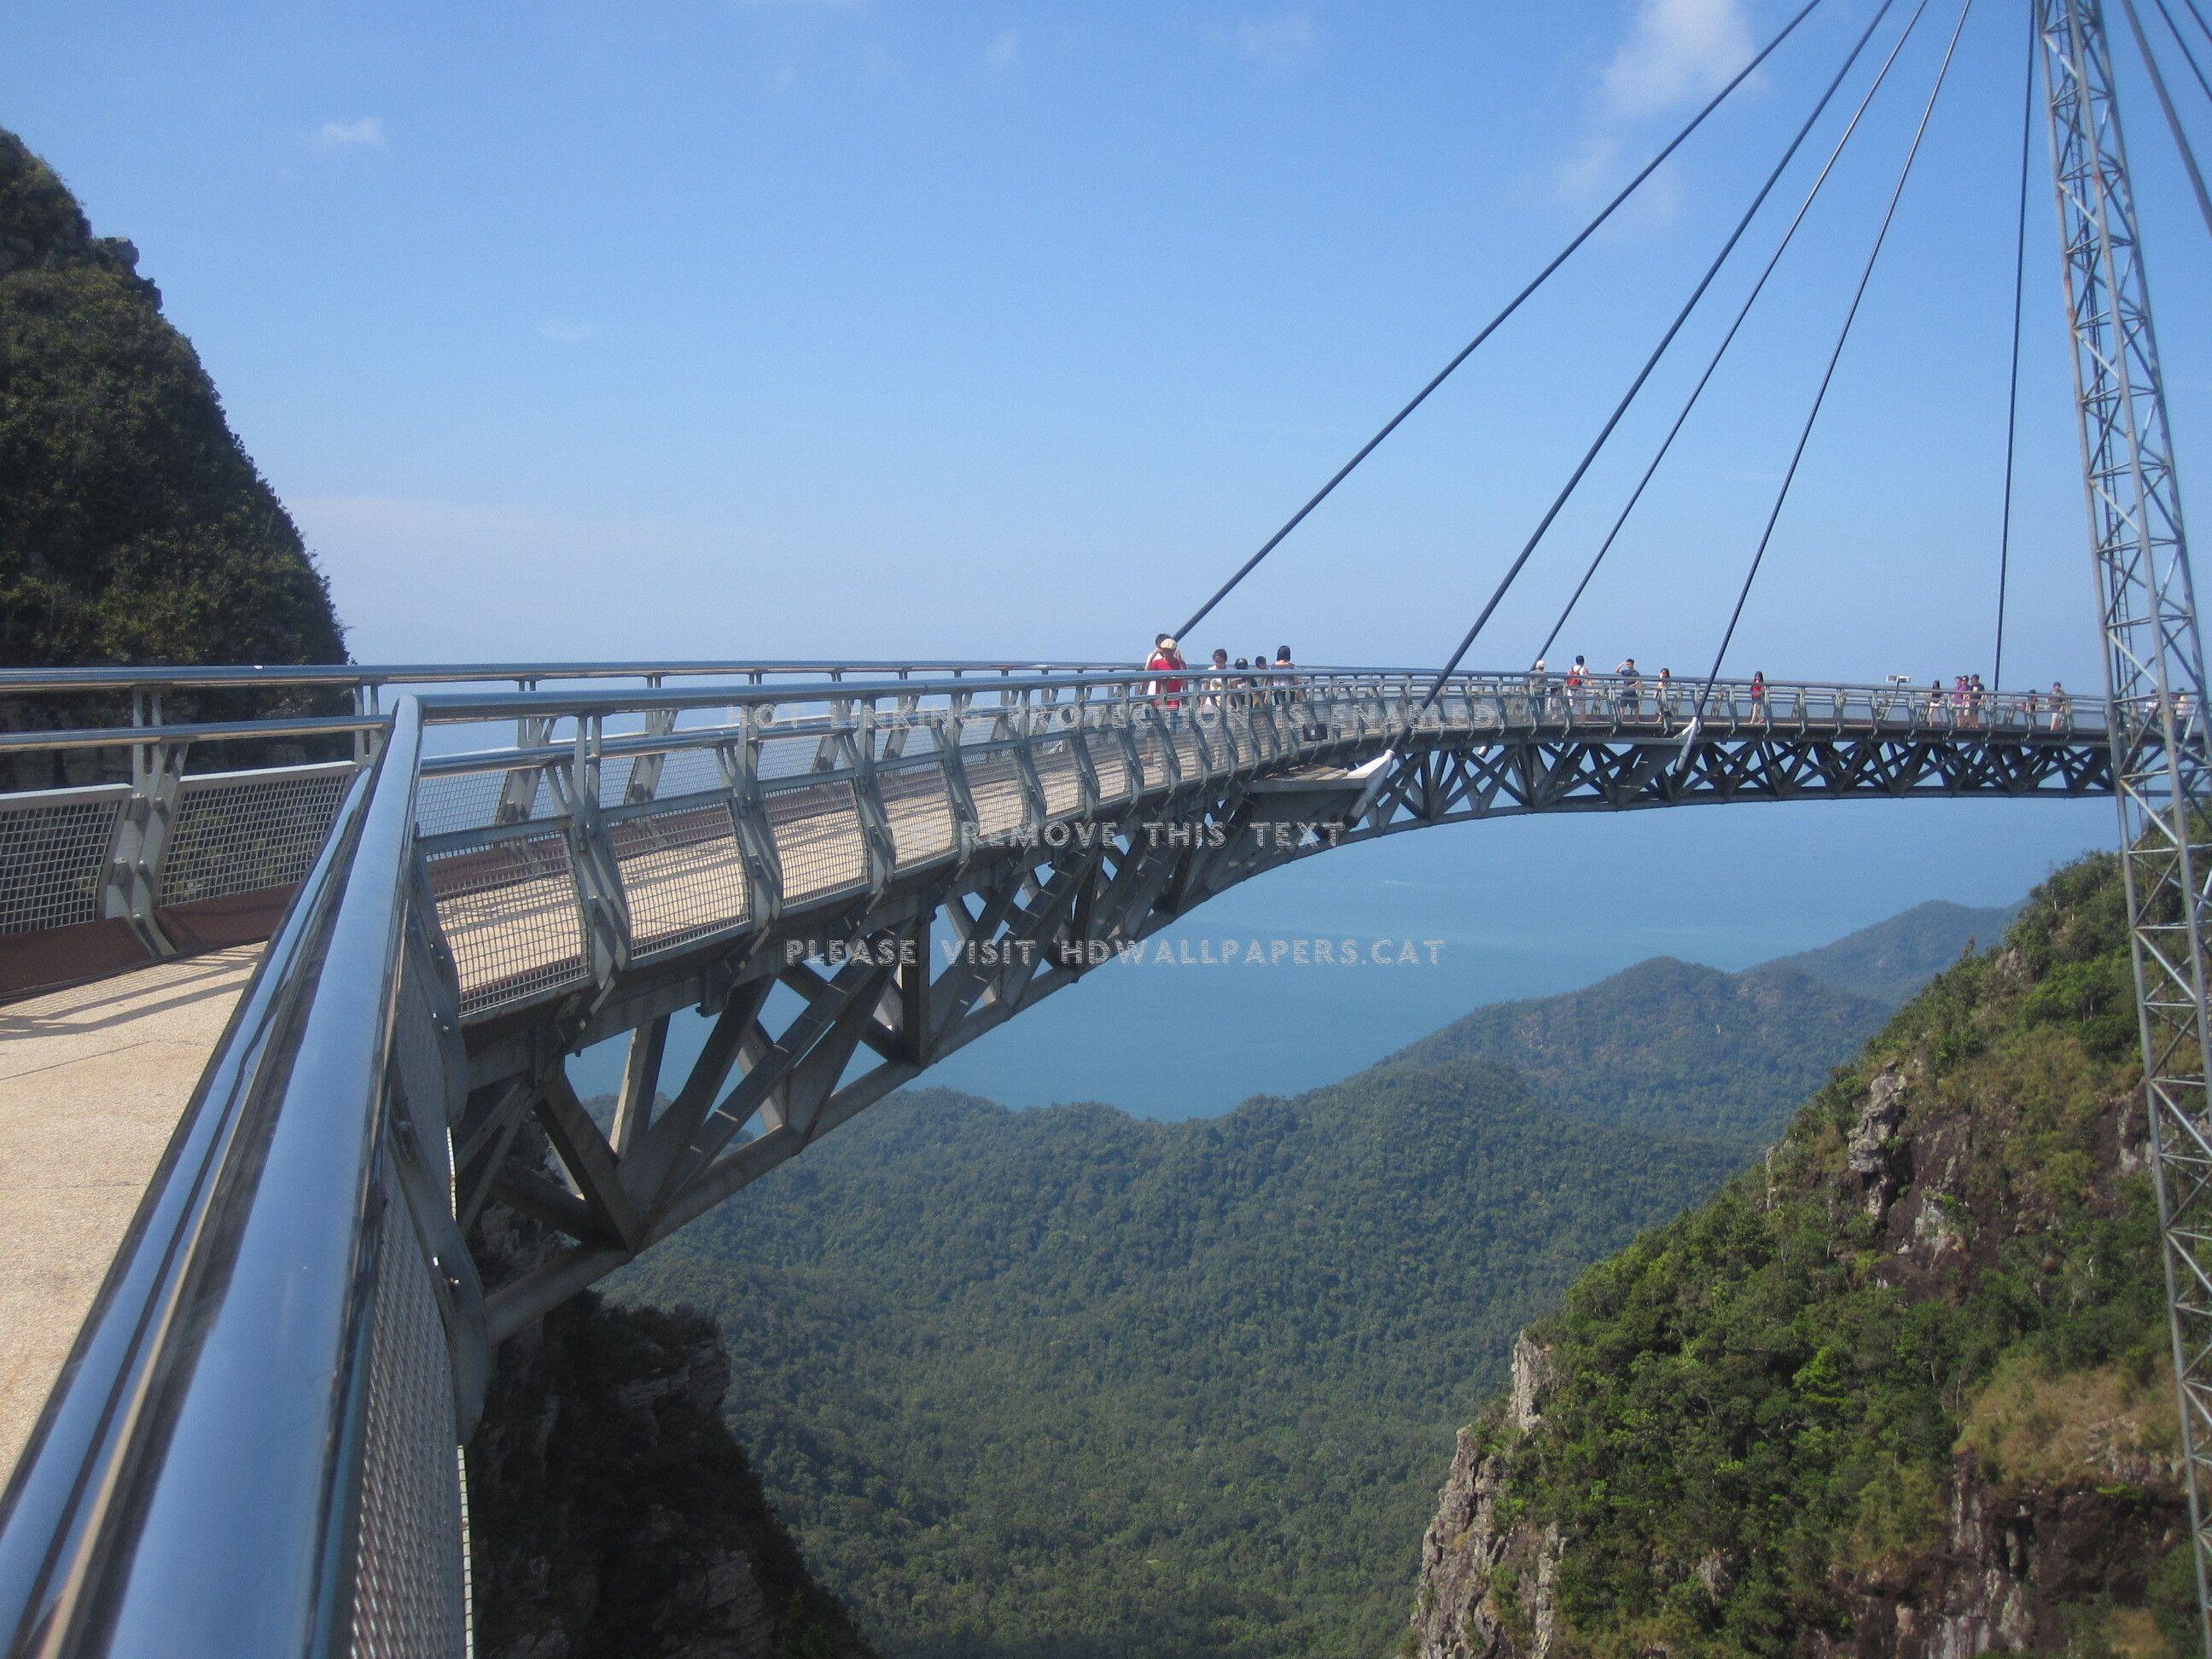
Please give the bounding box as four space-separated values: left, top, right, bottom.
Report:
1147 636 1186 712
1749 671 1767 725
1615 656 1641 720
2050 681 2070 732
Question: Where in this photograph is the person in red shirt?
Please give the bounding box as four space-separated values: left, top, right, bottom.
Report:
1146 635 1187 709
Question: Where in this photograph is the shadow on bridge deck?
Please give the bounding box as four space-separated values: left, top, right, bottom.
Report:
0 946 260 1485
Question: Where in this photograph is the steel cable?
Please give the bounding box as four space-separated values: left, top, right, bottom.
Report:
2120 0 2212 240
1167 0 1831 646
1387 0 1904 733
1537 0 1937 667
2180 0 2212 54
2151 0 2212 102
1687 0 1978 734
1997 0 2037 690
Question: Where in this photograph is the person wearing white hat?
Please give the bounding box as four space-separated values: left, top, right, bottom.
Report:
1147 635 1186 710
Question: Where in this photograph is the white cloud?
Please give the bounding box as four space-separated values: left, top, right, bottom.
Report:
313 116 387 151
1220 13 1316 73
538 319 597 343
1551 0 1751 219
1598 0 1755 120
986 27 1021 74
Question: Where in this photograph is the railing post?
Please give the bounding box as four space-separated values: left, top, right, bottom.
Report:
1064 689 1103 818
102 725 182 958
622 684 678 805
559 713 633 992
719 705 785 931
934 693 982 866
1006 689 1050 837
849 698 897 899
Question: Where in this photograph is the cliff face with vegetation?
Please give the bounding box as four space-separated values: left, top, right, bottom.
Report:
615 904 2000 1658
1408 853 2189 1656
0 127 343 671
469 1284 876 1659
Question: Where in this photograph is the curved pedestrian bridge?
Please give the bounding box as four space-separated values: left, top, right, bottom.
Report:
0 659 2122 1654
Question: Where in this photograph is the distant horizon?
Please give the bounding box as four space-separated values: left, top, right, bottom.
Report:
571 844 2075 1120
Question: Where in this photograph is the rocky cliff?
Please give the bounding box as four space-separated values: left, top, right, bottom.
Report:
469 1283 875 1659
1407 852 2191 1656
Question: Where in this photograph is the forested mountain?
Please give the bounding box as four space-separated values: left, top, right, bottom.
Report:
0 128 342 673
621 1067 1743 1657
1763 896 2021 1006
1388 899 2013 1149
611 908 1955 1656
1409 853 2185 1656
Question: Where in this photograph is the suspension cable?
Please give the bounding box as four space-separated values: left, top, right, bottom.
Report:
1538 0 1936 667
1688 0 1976 730
2121 0 2212 240
1388 0 1901 729
2180 0 2212 54
2152 0 2212 102
1167 0 1831 647
1996 0 2036 690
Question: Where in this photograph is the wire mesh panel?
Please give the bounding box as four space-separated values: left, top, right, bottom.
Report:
424 832 586 1016
765 781 866 903
350 1208 468 1659
1134 728 1171 793
594 755 640 807
0 789 125 935
962 753 1027 843
757 734 834 783
611 800 750 954
1033 737 1083 820
879 763 956 868
1172 725 1203 783
1090 740 1132 806
651 748 725 800
162 769 354 905
416 772 506 841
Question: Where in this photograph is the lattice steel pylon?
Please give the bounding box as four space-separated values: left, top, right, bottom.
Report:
2038 0 2212 1644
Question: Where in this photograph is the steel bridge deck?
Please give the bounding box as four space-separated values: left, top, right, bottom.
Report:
0 947 261 1485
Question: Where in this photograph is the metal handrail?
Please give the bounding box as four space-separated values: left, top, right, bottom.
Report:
0 700 467 1652
0 661 2113 753
0 658 1150 697
0 712 391 754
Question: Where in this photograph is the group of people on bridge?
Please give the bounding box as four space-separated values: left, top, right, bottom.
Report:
1922 673 2072 732
1135 636 2083 736
1144 636 1302 712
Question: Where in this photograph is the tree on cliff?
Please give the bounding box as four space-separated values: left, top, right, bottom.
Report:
0 126 344 668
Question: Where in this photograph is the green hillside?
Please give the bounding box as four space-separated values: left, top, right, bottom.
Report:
1762 896 2021 1006
614 926 1921 1656
0 128 342 675
1407 852 2186 1656
1384 958 1888 1149
1385 899 2015 1150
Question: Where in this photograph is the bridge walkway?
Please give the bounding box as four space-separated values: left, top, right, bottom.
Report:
0 946 261 1485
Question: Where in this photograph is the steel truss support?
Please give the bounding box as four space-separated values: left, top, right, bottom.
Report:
2039 1 2212 1644
466 715 2111 1337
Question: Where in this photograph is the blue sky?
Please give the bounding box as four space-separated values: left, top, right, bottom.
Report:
11 0 2208 1109
10 0 2205 680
